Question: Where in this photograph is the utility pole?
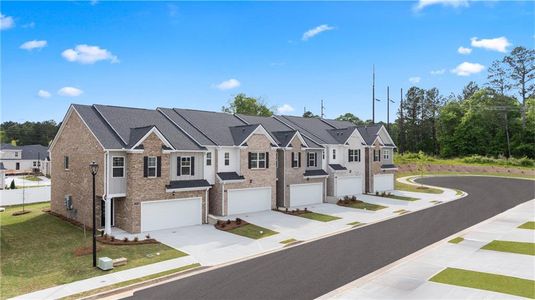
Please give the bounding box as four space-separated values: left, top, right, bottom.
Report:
372 65 376 124
387 86 390 130
320 100 325 118
399 88 404 154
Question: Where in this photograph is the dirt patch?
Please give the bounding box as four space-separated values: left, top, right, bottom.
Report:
73 245 102 256
399 163 535 176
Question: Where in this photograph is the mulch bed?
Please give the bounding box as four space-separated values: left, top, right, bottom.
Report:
280 208 312 216
337 199 365 206
46 210 92 230
214 218 249 231
96 236 159 245
11 210 31 216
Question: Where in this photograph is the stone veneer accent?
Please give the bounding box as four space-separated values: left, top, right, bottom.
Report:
209 134 277 216
123 132 208 233
279 136 325 207
51 110 105 229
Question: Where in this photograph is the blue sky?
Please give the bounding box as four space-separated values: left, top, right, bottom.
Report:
1 0 533 123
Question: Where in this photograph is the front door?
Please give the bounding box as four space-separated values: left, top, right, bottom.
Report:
101 199 114 227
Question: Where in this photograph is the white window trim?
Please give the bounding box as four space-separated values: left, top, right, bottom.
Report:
180 156 192 176
250 152 266 169
112 156 125 178
348 149 360 162
147 156 157 178
308 152 317 167
224 152 230 166
206 152 212 166
374 150 381 162
383 149 390 160
292 152 299 168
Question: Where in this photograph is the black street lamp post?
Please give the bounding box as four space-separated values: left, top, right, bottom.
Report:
89 161 99 267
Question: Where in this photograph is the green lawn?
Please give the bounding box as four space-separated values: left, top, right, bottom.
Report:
279 238 297 244
395 180 444 194
61 263 200 300
347 221 365 227
481 240 535 256
383 194 420 201
1 202 188 299
518 221 535 230
297 212 341 222
430 267 535 299
340 201 387 211
23 175 43 182
228 224 278 239
448 237 464 244
393 209 411 215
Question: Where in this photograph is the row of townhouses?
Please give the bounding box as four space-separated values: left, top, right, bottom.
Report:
50 104 397 234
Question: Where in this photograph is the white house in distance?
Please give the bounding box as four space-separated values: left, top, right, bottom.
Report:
0 144 51 176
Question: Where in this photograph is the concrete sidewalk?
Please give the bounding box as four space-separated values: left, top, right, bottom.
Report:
320 199 535 300
10 256 197 300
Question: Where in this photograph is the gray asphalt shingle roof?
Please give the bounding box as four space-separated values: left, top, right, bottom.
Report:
1 144 49 160
72 104 125 149
158 108 217 146
277 116 343 145
91 105 204 151
173 109 247 146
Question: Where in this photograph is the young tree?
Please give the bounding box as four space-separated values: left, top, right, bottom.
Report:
222 93 274 116
461 81 480 100
504 46 535 128
335 113 365 125
303 111 319 118
487 60 511 95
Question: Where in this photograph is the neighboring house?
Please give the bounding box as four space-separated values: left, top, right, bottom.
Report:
50 104 397 234
0 144 51 176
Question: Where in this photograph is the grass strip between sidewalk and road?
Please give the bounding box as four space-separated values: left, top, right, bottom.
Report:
60 263 201 300
384 194 420 201
518 221 535 230
395 179 444 194
430 267 535 299
448 237 464 244
298 212 341 222
481 240 535 256
228 224 278 239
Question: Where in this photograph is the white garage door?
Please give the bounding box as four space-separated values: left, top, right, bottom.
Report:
227 187 271 215
289 183 323 207
374 174 394 192
141 197 202 232
336 176 362 197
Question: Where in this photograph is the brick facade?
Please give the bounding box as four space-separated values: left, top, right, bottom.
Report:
51 110 105 229
209 134 277 216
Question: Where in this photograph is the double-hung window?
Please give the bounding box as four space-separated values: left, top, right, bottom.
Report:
147 156 157 177
307 152 317 167
224 152 230 166
33 161 37 167
181 157 192 175
348 149 360 162
383 149 390 160
250 152 266 169
206 152 212 166
112 157 125 178
291 152 300 168
332 149 337 160
64 156 69 170
373 150 381 162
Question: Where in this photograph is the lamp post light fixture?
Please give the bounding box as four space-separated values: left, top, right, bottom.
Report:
89 161 99 267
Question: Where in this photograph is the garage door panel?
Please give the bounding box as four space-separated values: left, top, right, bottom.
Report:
336 176 362 197
290 183 323 207
374 174 394 192
228 187 271 215
141 197 202 232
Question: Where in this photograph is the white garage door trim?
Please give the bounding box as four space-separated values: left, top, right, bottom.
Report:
374 174 394 192
141 197 202 232
289 182 323 207
227 187 271 215
336 176 362 197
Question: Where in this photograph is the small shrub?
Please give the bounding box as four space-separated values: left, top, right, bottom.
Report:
10 180 15 189
226 219 231 224
285 207 288 212
110 236 115 242
304 207 308 212
296 208 300 212
236 218 242 225
103 233 108 240
337 200 343 205
344 195 350 201
381 191 386 197
216 220 222 225
145 234 151 239
134 237 139 242
518 157 534 167
351 196 357 201
220 223 226 228
123 237 129 242
375 191 379 196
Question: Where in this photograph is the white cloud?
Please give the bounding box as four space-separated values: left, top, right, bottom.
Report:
409 76 421 84
470 36 511 53
22 22 35 28
414 0 469 11
457 46 472 55
302 24 335 41
20 40 47 51
451 62 485 76
0 13 15 30
37 90 51 98
58 87 83 97
430 69 446 75
277 104 294 114
214 79 240 90
62 44 119 64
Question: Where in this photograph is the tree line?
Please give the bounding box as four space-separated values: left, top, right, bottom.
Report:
0 120 60 146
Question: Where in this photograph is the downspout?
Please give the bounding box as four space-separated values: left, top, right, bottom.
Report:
205 188 208 223
103 150 112 235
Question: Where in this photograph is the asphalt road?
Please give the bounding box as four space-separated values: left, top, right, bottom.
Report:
127 176 534 300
